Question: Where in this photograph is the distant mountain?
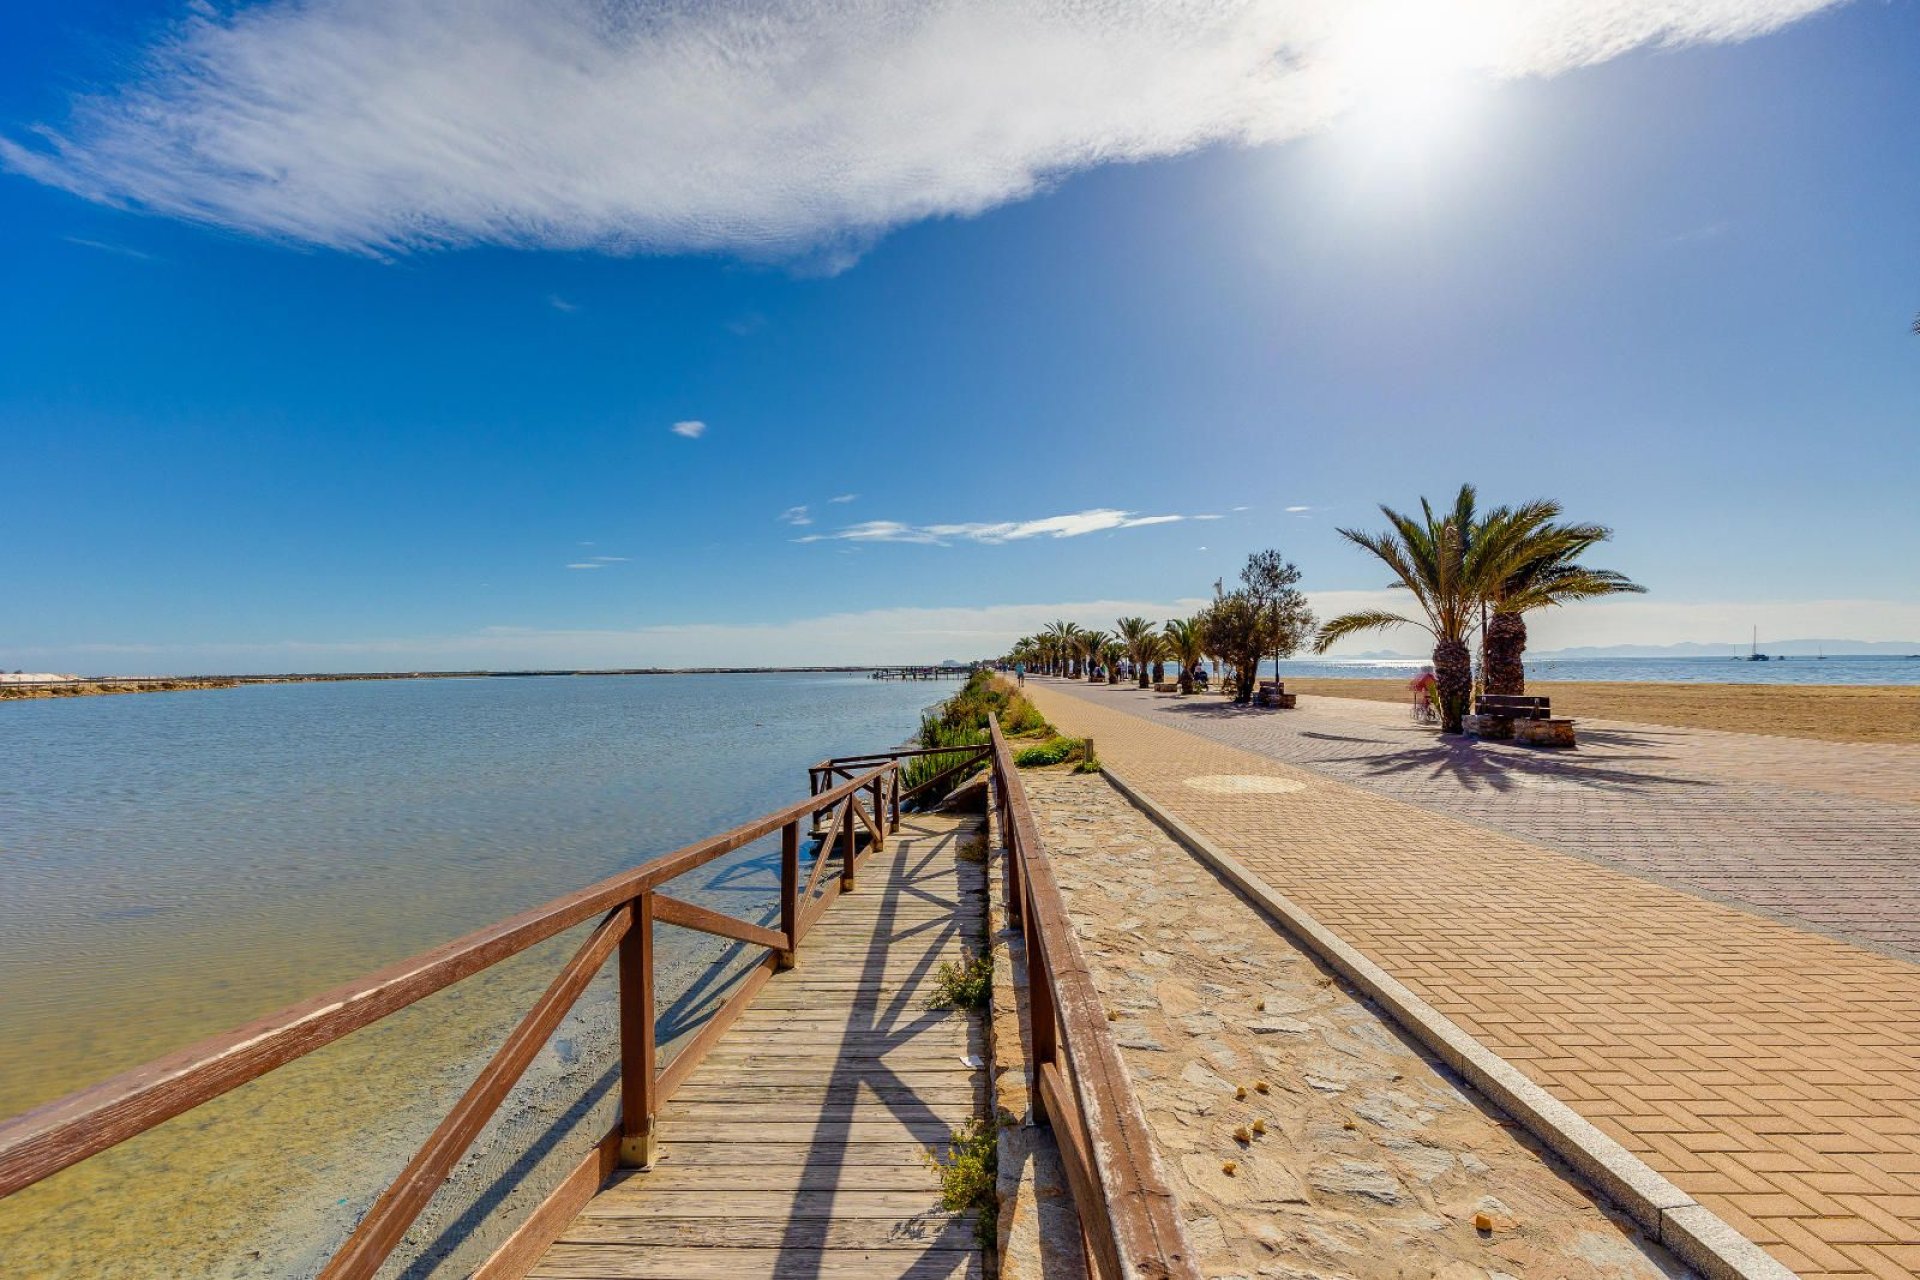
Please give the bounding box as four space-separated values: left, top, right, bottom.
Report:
1533 639 1920 659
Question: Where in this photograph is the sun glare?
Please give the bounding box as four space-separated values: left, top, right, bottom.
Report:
1325 3 1498 155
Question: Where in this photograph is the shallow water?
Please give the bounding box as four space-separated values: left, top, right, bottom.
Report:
0 673 937 1277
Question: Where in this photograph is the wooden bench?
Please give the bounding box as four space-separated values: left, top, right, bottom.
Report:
1256 680 1297 710
1467 695 1575 746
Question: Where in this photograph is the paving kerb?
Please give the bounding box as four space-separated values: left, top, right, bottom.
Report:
1099 763 1798 1280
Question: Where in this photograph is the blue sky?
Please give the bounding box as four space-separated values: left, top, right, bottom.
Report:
2 1 1916 672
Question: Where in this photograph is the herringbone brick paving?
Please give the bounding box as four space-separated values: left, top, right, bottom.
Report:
1023 679 1920 1279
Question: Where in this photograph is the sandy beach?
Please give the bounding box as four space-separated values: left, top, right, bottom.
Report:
1279 678 1920 744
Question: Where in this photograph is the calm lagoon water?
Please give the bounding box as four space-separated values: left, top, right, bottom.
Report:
0 673 939 1277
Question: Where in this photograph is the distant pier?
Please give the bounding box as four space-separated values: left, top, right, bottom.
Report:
869 665 974 680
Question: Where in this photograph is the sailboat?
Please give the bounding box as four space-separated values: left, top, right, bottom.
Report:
1747 626 1770 662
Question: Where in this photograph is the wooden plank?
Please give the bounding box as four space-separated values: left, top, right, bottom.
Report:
554 1216 974 1250
630 1141 938 1168
526 812 990 1280
530 1244 983 1279
579 1190 949 1219
653 893 787 953
655 954 778 1101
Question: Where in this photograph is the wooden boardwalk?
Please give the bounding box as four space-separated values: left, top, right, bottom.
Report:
528 810 989 1280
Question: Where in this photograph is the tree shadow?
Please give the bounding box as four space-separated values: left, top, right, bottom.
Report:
1343 735 1713 794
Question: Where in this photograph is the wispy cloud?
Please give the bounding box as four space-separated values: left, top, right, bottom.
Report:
0 1 1840 259
726 312 766 336
592 555 628 562
670 420 706 439
565 562 602 570
778 505 812 527
64 235 154 260
829 493 858 504
548 293 579 312
796 507 1212 546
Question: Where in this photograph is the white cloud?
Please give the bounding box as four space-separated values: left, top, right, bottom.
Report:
565 562 603 570
796 507 1211 546
1285 505 1313 513
670 420 706 439
778 505 813 526
64 235 155 261
829 493 858 504
0 0 1840 258
16 595 1915 674
592 555 628 562
548 293 579 311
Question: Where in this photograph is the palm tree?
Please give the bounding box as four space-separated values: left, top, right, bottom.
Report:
1478 505 1644 694
1147 633 1170 686
1046 620 1082 678
1101 638 1127 684
1162 618 1204 695
1116 616 1156 688
1077 629 1111 682
1313 485 1508 732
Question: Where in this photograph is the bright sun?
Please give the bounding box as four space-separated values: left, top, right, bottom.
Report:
1324 3 1497 153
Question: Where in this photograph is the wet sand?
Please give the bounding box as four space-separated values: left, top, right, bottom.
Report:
1281 679 1920 744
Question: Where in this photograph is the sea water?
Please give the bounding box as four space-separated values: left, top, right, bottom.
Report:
0 673 939 1278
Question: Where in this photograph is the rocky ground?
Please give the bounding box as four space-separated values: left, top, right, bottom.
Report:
1023 764 1688 1280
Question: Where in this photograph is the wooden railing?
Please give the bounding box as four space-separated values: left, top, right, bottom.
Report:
0 758 903 1280
988 714 1199 1280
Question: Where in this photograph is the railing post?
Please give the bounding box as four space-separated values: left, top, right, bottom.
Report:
1024 884 1057 1112
778 820 799 968
618 892 658 1168
889 766 901 833
870 777 885 851
840 796 858 893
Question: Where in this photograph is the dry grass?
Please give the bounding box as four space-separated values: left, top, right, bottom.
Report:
1283 678 1920 745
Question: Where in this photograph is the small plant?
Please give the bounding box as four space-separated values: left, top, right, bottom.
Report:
925 1117 998 1246
1071 749 1102 774
1013 735 1086 767
957 834 988 864
928 949 992 1012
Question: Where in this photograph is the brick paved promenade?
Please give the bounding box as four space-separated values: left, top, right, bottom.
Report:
1023 678 1920 1279
1055 681 1920 960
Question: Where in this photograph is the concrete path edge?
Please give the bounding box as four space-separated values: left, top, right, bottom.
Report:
1099 765 1798 1280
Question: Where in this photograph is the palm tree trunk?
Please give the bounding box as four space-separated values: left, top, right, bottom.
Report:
1433 637 1473 732
1484 610 1528 696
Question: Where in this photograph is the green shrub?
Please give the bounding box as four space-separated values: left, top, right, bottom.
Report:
902 672 1052 804
924 1118 998 1246
928 949 993 1012
1013 736 1086 768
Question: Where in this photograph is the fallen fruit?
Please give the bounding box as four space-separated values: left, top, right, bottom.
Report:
1251 1118 1267 1136
1473 1213 1493 1232
1256 999 1266 1011
1233 1126 1251 1144
1254 1079 1270 1094
1222 1160 1237 1176
1234 1085 1247 1100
